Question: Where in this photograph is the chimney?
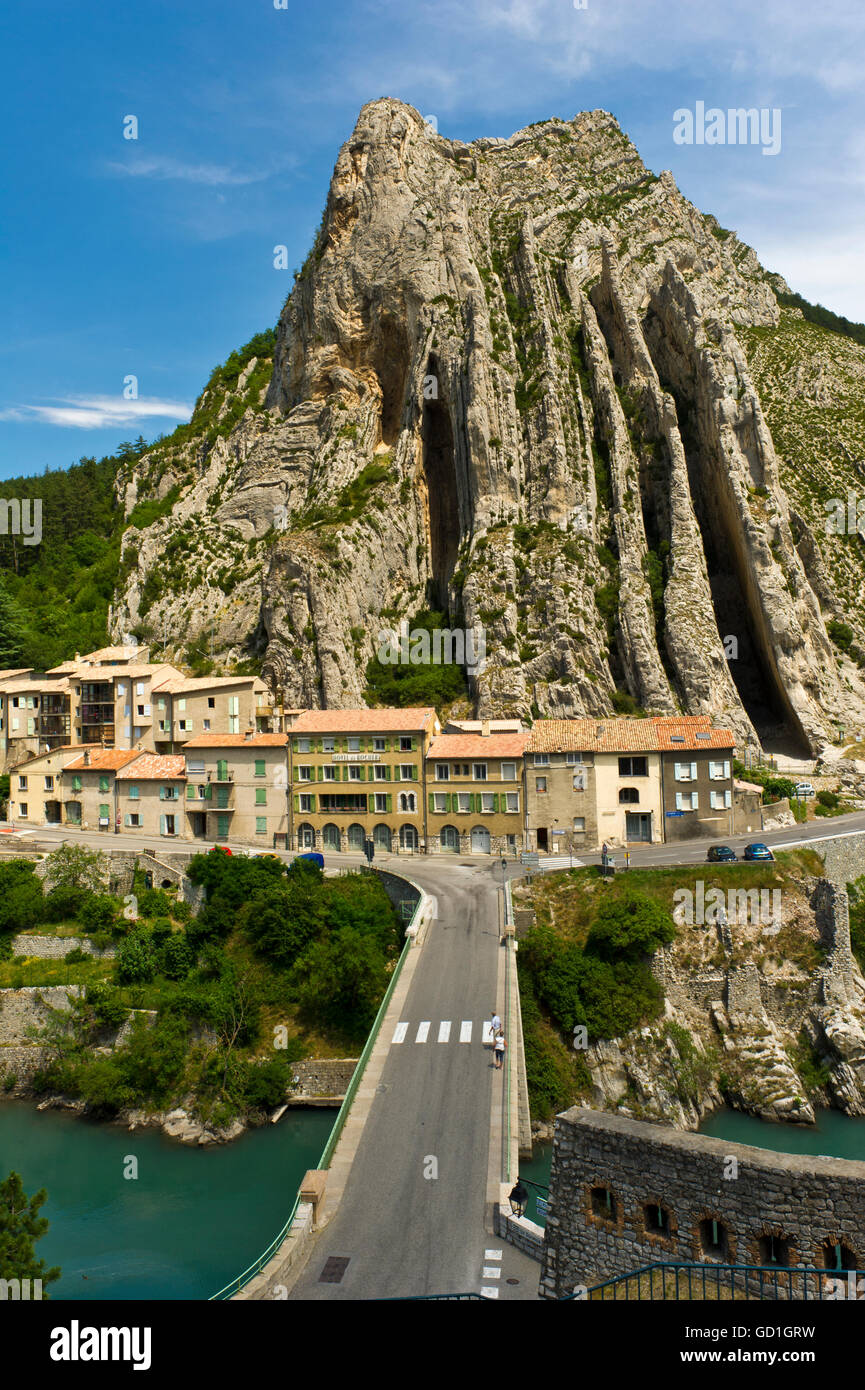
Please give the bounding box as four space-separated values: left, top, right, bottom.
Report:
244 728 254 741
83 749 91 766
481 719 490 737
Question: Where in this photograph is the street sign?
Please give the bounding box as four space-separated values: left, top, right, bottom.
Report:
536 1196 549 1219
521 852 540 867
665 811 685 818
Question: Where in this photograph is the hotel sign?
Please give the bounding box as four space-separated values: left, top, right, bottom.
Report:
331 753 381 762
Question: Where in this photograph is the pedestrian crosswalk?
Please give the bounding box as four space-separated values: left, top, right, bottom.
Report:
480 1249 502 1298
391 1020 496 1046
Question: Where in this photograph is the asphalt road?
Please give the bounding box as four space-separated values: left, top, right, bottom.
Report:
288 859 540 1300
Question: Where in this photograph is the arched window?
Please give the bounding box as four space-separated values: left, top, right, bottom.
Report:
643 1203 673 1238
373 823 392 850
759 1232 793 1268
297 822 315 848
399 824 418 851
440 825 460 852
347 823 365 850
399 792 416 813
619 787 639 804
322 823 341 851
589 1186 618 1223
821 1238 858 1272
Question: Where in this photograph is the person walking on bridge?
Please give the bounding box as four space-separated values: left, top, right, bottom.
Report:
494 1031 506 1070
491 1009 501 1037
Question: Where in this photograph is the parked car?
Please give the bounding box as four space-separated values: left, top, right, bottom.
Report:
794 781 815 797
291 851 324 871
706 845 738 863
744 843 774 861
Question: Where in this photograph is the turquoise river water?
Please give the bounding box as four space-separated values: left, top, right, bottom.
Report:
0 1101 334 1300
699 1106 865 1160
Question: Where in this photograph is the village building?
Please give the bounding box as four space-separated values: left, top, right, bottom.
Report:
287 708 440 853
183 733 290 847
425 731 528 854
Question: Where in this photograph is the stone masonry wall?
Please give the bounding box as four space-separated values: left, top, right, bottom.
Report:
820 832 865 887
290 1059 356 1099
11 934 115 960
540 1108 865 1298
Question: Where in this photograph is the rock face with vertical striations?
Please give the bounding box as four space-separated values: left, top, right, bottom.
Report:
110 98 865 755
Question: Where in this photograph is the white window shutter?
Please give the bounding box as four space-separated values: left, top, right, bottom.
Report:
724 760 731 779
676 792 683 811
725 790 732 808
692 791 699 809
690 762 697 781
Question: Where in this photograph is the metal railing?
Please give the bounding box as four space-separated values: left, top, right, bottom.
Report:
569 1262 839 1302
208 885 421 1300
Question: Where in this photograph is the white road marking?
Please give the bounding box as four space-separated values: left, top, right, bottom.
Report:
392 1022 408 1044
415 1021 430 1043
459 1021 473 1043
482 1266 501 1279
482 1022 494 1044
438 1020 451 1043
480 1286 499 1299
485 1249 502 1261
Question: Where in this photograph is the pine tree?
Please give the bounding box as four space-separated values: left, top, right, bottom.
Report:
0 1171 61 1293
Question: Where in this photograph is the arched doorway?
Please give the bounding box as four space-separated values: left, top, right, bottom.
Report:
374 823 392 852
297 822 315 849
322 823 341 851
440 824 460 852
471 825 491 854
347 823 365 851
399 824 418 852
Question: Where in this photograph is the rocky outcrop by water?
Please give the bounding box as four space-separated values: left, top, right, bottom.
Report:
110 98 865 754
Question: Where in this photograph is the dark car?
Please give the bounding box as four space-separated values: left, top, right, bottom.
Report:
743 843 774 861
706 845 737 863
292 851 324 870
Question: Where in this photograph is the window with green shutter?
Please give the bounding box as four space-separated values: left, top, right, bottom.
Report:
255 788 266 805
254 759 265 777
99 804 110 820
386 794 392 813
256 817 267 834
428 793 435 813
411 764 418 781
72 776 82 792
217 787 230 809
216 814 230 839
99 775 110 793
186 786 195 801
293 795 299 812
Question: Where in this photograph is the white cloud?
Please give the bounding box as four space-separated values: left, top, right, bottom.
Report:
0 396 193 429
104 156 272 187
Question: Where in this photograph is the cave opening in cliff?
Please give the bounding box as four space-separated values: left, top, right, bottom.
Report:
420 356 461 608
371 311 410 447
664 384 809 754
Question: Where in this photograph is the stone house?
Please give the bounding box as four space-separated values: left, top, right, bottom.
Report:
6 744 100 826
425 731 528 854
115 753 188 839
287 708 440 854
183 732 290 847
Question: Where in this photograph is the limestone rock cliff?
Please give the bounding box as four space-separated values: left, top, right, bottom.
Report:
110 98 865 754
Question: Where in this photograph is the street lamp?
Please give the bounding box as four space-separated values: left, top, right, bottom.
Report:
509 1180 529 1218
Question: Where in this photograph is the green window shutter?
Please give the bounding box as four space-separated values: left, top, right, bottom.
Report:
428 792 435 814
386 794 392 813
217 814 230 838
293 795 299 812
411 737 417 750
124 813 131 827
470 794 477 813
254 759 266 777
217 787 230 809
394 766 400 781
99 776 109 793
256 817 267 834
493 794 500 813
205 783 212 800
412 764 418 781
186 785 194 801
359 766 366 781
99 803 110 819
309 794 316 812
385 765 391 780
72 776 82 791
160 814 166 835
255 788 266 805
317 765 324 781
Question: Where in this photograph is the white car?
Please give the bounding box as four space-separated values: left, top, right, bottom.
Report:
794 782 815 797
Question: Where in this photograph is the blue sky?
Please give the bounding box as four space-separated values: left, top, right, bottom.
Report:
1 0 863 481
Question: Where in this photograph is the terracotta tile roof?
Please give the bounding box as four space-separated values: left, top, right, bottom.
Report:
183 733 289 747
290 708 438 733
13 744 100 768
117 754 187 780
0 676 70 693
152 673 266 694
427 733 530 758
64 749 143 771
525 718 735 753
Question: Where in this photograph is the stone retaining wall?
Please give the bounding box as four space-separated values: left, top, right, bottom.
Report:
819 832 865 887
290 1059 356 1100
494 1205 545 1264
11 934 114 960
540 1107 865 1298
